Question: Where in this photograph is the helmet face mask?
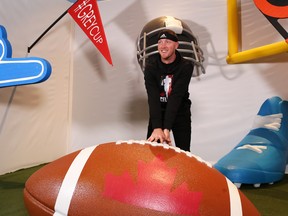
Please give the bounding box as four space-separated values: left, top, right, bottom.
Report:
136 16 205 77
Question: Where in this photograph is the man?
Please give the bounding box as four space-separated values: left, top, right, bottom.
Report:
144 29 194 151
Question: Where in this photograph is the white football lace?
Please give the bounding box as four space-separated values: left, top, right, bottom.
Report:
236 113 282 153
116 140 212 167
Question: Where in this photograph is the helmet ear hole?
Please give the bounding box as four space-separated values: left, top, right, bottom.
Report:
136 16 205 77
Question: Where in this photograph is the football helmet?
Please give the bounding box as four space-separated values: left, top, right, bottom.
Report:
136 16 205 77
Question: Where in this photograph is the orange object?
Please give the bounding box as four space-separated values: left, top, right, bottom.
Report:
24 141 260 216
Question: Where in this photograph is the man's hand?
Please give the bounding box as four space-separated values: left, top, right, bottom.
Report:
163 129 172 145
147 128 172 146
147 128 166 143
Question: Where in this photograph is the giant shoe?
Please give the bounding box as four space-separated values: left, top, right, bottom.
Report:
214 96 288 188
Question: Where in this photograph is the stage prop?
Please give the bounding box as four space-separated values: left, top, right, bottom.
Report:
136 16 205 77
214 96 288 188
226 0 288 64
29 0 112 65
0 25 51 88
68 0 113 65
24 140 260 216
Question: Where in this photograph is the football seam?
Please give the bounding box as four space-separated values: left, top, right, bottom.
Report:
115 139 212 168
24 188 55 215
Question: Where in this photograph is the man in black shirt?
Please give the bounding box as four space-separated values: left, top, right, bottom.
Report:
144 29 194 151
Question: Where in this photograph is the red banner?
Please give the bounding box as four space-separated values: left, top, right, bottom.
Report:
68 0 113 65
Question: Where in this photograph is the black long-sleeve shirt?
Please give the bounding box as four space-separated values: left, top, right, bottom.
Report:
144 51 194 130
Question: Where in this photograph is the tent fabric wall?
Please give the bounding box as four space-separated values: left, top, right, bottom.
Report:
0 0 72 174
0 0 288 175
71 0 288 161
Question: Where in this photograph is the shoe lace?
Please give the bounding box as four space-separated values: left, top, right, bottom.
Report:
237 145 267 153
236 113 283 153
251 113 282 131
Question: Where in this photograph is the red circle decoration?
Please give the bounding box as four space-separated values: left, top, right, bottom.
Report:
253 0 288 18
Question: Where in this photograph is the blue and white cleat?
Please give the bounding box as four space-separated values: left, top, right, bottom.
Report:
214 96 288 188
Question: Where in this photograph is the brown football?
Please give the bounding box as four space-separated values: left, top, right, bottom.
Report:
23 140 260 216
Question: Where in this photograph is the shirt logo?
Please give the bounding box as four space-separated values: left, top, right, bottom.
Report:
160 75 173 102
160 34 167 39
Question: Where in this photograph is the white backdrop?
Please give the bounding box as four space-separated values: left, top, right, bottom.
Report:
0 0 72 174
0 0 287 174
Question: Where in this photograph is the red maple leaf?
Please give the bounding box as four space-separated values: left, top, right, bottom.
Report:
102 155 203 215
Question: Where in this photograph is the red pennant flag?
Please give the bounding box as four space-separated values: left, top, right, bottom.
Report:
68 0 113 65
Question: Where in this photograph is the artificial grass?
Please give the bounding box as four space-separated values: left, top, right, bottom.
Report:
240 174 288 216
0 165 45 216
0 164 287 215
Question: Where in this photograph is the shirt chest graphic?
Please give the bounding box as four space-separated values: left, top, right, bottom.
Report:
160 75 173 102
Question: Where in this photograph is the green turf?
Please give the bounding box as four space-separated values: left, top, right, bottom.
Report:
240 174 288 216
0 165 45 216
0 165 287 215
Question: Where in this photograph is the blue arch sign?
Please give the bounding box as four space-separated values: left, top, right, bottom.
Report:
0 25 51 88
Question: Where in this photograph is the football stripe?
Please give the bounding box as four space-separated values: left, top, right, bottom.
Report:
226 177 243 216
53 145 97 216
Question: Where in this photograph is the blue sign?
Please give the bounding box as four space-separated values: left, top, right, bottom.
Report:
0 25 51 88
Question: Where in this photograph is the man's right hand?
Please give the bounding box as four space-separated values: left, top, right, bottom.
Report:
147 128 172 146
163 129 172 145
147 128 166 143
